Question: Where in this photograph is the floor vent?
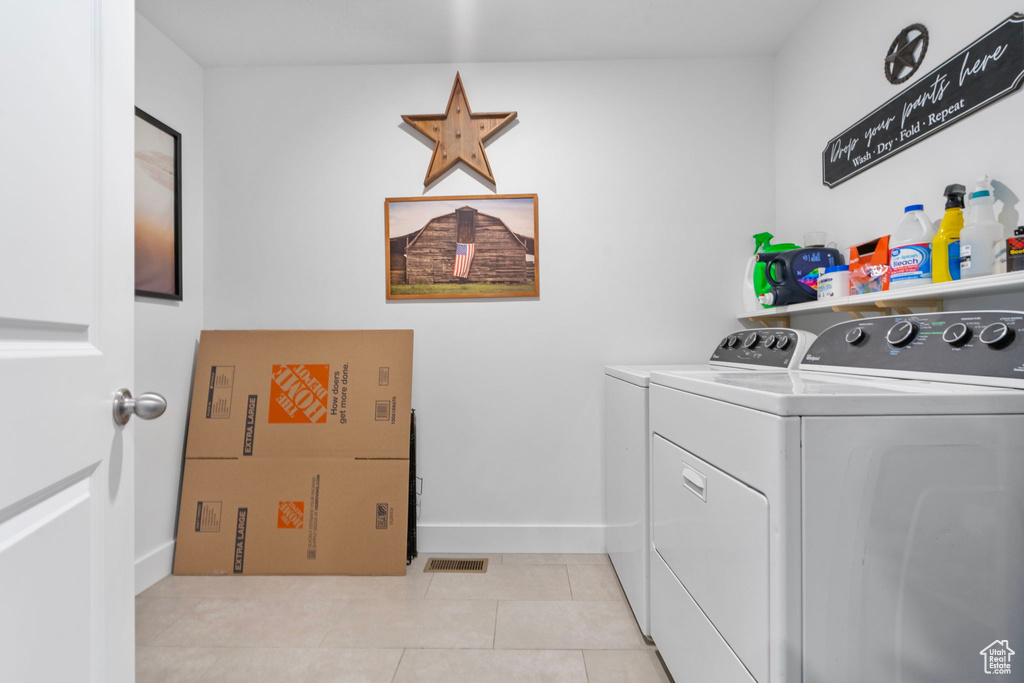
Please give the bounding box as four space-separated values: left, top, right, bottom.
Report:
424 558 489 573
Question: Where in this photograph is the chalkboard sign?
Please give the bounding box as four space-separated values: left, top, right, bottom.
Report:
823 13 1024 188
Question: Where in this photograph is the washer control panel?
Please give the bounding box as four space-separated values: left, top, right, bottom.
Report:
800 311 1024 387
709 328 811 369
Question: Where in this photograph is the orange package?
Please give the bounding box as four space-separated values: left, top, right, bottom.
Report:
848 236 890 295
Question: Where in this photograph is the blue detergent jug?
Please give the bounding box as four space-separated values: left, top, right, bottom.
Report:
759 248 843 306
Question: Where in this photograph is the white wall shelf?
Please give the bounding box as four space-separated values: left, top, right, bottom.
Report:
741 271 1024 327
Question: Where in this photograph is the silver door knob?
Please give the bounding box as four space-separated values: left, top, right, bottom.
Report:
113 389 167 425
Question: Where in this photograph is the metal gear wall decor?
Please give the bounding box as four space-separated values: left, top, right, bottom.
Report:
885 23 929 84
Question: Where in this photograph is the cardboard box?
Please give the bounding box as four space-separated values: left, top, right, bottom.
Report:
848 236 890 295
173 330 413 576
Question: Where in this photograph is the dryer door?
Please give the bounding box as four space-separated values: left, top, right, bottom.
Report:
652 434 769 682
802 414 1024 683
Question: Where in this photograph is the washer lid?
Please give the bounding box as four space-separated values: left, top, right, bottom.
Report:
605 364 716 387
649 369 1024 416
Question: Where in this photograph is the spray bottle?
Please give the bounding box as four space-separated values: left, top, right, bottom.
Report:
966 175 993 208
961 176 1006 278
932 184 965 283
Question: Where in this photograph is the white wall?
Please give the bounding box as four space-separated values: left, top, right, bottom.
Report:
131 0 1024 569
203 60 775 551
134 14 204 592
774 0 1024 333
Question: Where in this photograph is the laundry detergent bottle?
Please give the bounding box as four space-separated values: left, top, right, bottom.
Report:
932 184 965 283
889 204 936 289
747 232 799 309
960 187 1005 278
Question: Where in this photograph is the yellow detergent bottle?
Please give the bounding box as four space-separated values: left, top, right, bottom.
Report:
933 183 966 283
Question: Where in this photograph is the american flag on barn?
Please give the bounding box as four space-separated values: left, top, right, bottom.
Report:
453 242 475 278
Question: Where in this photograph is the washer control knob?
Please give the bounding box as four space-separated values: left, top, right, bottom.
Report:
979 322 1015 348
775 335 791 350
742 332 760 349
942 322 972 347
886 321 918 348
845 327 866 345
763 335 777 349
720 337 731 348
726 335 739 348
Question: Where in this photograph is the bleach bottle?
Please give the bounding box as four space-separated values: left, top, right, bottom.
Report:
889 204 936 289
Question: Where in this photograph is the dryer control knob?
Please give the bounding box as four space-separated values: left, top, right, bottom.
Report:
742 332 760 349
775 335 791 350
942 322 972 347
726 335 739 348
979 322 1015 348
886 321 918 348
763 335 777 349
845 327 866 345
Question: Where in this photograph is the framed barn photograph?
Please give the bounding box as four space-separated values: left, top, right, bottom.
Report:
385 194 539 300
134 107 182 300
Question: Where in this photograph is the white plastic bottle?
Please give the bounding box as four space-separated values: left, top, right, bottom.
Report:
966 175 994 208
960 189 1005 278
889 204 937 289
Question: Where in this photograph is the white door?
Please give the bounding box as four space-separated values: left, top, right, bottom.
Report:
0 1 137 682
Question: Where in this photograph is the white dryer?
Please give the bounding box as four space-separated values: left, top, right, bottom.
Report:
649 311 1024 683
605 328 815 639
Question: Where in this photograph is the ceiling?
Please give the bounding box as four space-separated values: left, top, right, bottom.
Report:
136 0 823 68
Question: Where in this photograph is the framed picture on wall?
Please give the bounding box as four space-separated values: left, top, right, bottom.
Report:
134 107 182 300
385 194 539 300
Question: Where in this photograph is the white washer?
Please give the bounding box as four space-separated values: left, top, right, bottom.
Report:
605 328 815 638
649 311 1024 683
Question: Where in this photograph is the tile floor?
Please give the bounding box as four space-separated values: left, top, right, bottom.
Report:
136 553 672 683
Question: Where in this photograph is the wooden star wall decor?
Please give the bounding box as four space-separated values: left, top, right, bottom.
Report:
402 73 517 187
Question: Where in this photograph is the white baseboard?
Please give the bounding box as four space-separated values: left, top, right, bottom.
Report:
135 540 175 595
416 524 606 554
133 528 604 589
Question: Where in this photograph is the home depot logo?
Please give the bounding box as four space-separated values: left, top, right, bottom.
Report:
269 364 329 423
277 501 304 529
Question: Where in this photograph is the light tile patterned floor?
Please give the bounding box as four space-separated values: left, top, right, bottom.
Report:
136 553 672 683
